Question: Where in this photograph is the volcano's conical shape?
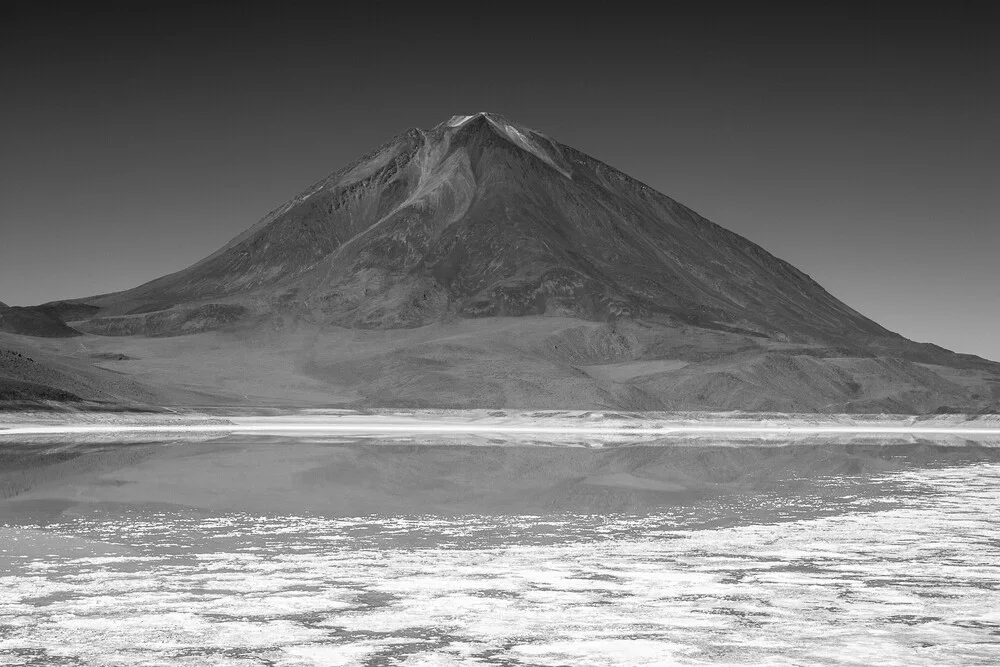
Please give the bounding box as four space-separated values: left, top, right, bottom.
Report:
28 113 997 413
79 112 888 341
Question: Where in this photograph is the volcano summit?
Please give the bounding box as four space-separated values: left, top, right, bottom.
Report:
5 113 999 412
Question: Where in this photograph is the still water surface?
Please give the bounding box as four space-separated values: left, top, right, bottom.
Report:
1 451 998 665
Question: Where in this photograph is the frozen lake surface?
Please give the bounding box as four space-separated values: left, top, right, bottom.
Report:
1 442 999 665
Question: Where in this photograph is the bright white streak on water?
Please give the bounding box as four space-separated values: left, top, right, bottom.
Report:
0 465 998 666
4 422 1000 436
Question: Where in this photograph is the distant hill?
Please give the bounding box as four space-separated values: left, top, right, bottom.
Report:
0 304 83 338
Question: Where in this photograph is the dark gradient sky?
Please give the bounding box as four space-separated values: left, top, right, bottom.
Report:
1 4 997 359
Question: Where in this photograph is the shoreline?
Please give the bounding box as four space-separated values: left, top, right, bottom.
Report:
3 410 1000 518
2 408 1000 438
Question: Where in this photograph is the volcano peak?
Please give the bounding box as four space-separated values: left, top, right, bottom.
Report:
444 111 504 128
435 112 570 178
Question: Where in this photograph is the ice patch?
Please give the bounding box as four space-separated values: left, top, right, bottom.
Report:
282 640 418 666
510 639 692 665
446 114 477 128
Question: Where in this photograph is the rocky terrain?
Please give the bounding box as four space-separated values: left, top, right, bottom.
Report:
4 112 998 413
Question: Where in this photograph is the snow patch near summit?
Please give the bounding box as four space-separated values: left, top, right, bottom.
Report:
482 115 572 179
443 113 570 178
446 114 479 128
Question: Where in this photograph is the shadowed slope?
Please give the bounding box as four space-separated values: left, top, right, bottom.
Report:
0 305 82 338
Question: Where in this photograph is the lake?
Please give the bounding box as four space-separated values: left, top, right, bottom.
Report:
1 436 999 665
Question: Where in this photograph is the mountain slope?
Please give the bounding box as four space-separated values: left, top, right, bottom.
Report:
74 113 890 342
17 112 999 413
0 304 83 338
0 332 206 408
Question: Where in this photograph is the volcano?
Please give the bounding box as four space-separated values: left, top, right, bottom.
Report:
9 112 1000 412
74 112 890 340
